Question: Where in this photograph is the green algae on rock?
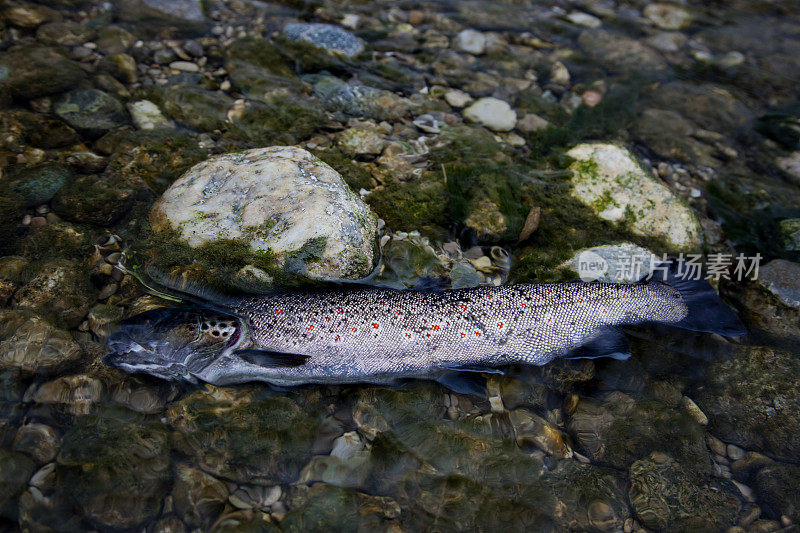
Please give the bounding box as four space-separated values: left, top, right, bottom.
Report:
568 142 703 250
149 146 379 286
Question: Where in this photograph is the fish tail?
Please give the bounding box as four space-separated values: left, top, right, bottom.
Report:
652 261 747 337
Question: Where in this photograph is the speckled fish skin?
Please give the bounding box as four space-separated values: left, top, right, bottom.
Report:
194 280 686 386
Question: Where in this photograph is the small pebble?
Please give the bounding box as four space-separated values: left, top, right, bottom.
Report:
169 60 199 72
183 40 204 57
45 212 61 224
111 267 125 282
220 80 231 91
30 216 47 227
22 214 32 225
707 434 727 456
98 283 118 300
35 205 49 215
105 252 122 265
781 516 792 527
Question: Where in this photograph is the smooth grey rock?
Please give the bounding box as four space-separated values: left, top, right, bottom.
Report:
463 97 516 132
757 259 800 309
54 90 129 134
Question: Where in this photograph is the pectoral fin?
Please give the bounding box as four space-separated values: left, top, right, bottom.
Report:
436 371 487 396
233 349 310 368
564 328 631 361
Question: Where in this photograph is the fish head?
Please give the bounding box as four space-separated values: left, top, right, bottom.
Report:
104 307 248 382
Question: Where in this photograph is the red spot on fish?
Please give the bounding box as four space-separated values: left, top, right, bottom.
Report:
460 332 466 337
380 301 386 305
622 294 627 298
351 327 357 332
547 290 551 294
460 304 467 310
396 310 403 315
307 325 313 331
405 333 412 338
337 308 343 314
577 298 583 303
535 298 540 302
325 317 330 321
372 323 379 329
275 309 282 314
433 325 440 331
426 333 431 337
335 335 341 341
475 331 481 337
547 318 551 322
602 310 607 313
487 294 493 299
521 303 526 308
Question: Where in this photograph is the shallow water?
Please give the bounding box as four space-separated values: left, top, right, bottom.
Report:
1 0 800 531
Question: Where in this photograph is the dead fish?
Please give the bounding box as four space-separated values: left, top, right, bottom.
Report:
104 263 746 390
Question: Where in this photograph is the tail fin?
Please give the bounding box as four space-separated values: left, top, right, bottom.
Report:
651 261 747 337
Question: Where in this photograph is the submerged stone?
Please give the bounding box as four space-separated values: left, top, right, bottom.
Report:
150 146 379 281
757 259 800 309
10 163 71 207
283 23 365 57
629 452 739 530
54 90 129 134
694 345 800 462
567 143 702 250
0 44 85 99
0 316 82 375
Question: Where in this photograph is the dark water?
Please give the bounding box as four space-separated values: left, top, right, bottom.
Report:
1 0 800 531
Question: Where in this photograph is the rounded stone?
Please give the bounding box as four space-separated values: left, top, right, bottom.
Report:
567 143 702 250
150 146 379 280
10 163 71 207
283 23 364 57
54 89 129 134
453 29 486 55
463 97 517 132
12 423 60 463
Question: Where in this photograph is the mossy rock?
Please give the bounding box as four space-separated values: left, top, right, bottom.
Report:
166 388 322 484
54 89 129 135
52 173 142 226
0 448 36 520
224 95 329 148
9 162 71 207
693 345 800 462
313 147 374 191
629 452 739 531
162 85 234 131
0 191 26 256
282 484 361 532
753 463 800 522
223 36 304 100
10 110 79 148
104 128 206 194
0 44 85 99
57 410 171 529
366 174 449 233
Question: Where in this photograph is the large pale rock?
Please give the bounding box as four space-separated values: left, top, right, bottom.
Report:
567 143 702 250
151 146 379 279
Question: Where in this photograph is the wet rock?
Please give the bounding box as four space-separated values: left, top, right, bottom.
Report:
516 113 550 133
445 89 473 108
464 198 508 241
694 345 800 462
150 146 379 282
0 316 81 375
116 0 205 34
58 413 170 529
568 143 702 250
753 463 800 522
103 127 205 194
228 484 281 511
463 97 516 132
578 29 665 73
633 108 716 166
648 81 752 134
298 433 371 488
509 408 572 457
757 259 800 309
166 389 321 484
9 163 71 207
545 461 630 531
561 243 658 283
87 304 124 340
454 29 486 55
128 100 174 130
52 173 139 226
14 262 95 329
450 262 484 289
567 393 708 473
223 37 302 100
0 44 85 100
54 90 129 135
629 452 739 530
24 375 103 415
173 464 229 528
313 76 410 121
0 448 36 518
283 23 364 57
96 25 135 55
644 3 692 30
779 218 800 251
36 21 95 46
337 125 386 156
12 423 59 463
163 85 233 131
